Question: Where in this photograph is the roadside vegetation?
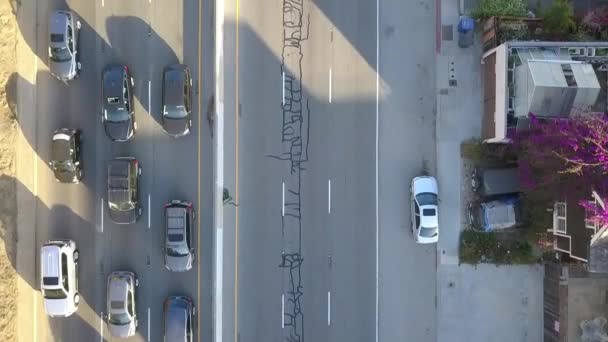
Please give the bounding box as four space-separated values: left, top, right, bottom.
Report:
460 230 537 265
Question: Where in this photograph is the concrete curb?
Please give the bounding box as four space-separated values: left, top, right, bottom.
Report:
213 0 225 341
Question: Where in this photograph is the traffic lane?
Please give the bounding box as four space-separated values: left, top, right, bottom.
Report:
377 0 438 340
27 0 108 341
234 0 290 335
97 1 204 341
320 0 378 337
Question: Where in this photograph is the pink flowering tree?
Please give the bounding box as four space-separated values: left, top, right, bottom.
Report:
514 113 608 226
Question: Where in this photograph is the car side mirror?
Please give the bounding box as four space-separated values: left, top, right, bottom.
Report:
74 161 80 166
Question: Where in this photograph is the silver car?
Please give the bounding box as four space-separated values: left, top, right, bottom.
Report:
106 271 138 338
164 200 196 272
48 11 80 81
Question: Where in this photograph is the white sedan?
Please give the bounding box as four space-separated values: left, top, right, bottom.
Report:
410 176 439 244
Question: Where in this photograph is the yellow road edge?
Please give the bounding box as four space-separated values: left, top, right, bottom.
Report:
197 0 203 340
234 0 240 340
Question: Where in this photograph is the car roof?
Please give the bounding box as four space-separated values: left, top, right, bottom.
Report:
108 275 129 313
166 207 187 243
49 11 68 48
163 67 186 107
103 65 126 108
107 159 134 204
165 298 190 341
51 134 72 161
41 245 61 279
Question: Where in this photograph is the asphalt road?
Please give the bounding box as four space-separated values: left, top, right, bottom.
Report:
226 0 438 341
22 0 214 341
230 0 377 341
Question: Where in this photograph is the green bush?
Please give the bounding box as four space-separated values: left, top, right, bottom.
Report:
543 0 576 35
471 0 528 20
460 230 537 264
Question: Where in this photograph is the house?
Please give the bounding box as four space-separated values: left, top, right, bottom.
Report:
551 192 608 270
481 41 608 143
543 262 608 342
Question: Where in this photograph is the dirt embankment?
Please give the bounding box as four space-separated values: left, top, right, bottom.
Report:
0 0 19 341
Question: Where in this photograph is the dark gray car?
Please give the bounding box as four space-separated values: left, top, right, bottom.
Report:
49 11 80 81
164 296 195 342
107 157 141 224
164 200 195 272
102 65 136 142
162 64 192 137
48 128 82 183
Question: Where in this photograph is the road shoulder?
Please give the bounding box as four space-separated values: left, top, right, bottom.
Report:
15 0 39 341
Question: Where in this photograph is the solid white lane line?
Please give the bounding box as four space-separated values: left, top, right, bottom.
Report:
375 0 380 339
281 294 285 328
328 179 332 213
282 182 285 217
329 68 332 103
147 194 151 229
33 294 37 342
100 199 104 233
101 0 104 8
147 307 151 341
282 72 285 106
328 291 331 326
100 312 104 341
148 81 152 115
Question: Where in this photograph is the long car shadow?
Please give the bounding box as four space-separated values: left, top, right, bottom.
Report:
4 174 105 341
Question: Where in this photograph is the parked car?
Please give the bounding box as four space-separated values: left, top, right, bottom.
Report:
40 240 79 317
107 157 142 224
48 11 80 81
410 176 439 244
102 65 136 141
164 296 196 342
49 128 82 183
106 271 138 338
164 200 196 272
162 64 193 137
472 167 520 198
468 196 522 232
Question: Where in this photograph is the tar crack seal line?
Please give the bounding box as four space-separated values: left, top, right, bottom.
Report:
267 0 310 341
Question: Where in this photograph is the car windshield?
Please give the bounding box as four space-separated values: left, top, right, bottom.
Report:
52 160 75 172
42 288 67 299
167 245 189 257
108 200 134 211
420 226 438 238
416 192 438 206
50 46 71 62
109 311 131 325
163 105 187 119
105 108 130 122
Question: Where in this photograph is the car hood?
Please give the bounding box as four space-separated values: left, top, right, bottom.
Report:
165 253 192 272
50 60 73 80
44 298 72 317
104 120 133 142
108 207 138 224
109 322 136 338
162 117 189 137
54 169 78 183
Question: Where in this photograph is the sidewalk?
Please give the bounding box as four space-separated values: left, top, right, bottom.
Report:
435 1 543 341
